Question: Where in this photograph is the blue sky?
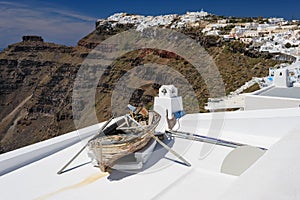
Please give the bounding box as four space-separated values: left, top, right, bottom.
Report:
0 0 300 48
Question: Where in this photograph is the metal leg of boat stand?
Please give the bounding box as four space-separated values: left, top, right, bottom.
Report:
166 130 268 151
151 134 191 167
57 116 114 175
126 115 191 167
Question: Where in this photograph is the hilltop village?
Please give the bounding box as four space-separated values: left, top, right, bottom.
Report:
97 10 300 59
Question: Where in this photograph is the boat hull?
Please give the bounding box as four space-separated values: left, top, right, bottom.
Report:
87 111 160 172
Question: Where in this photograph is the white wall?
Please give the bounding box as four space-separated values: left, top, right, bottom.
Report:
244 95 300 110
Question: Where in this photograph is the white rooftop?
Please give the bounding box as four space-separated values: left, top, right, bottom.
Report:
1 107 300 199
256 86 300 99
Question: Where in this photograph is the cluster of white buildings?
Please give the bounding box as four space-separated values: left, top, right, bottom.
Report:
257 29 300 56
200 16 300 57
97 9 210 31
98 11 300 57
171 10 210 28
104 13 177 31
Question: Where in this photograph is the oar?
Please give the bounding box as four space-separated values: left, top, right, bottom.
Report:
127 115 191 167
57 116 114 175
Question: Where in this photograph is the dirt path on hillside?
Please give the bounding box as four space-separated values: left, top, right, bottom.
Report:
0 94 33 126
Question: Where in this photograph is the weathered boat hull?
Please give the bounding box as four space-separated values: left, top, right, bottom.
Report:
87 111 160 172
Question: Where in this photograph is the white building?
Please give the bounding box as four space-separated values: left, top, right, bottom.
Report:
259 42 282 53
245 22 259 30
107 13 127 21
268 17 285 25
257 24 278 34
207 30 221 36
218 19 228 24
281 25 298 31
243 30 259 38
240 37 253 44
206 60 300 111
186 9 210 18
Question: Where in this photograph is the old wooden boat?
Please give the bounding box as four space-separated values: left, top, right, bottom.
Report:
87 110 161 172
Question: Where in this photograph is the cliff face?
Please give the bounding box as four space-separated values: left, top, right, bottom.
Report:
0 38 87 152
0 18 281 153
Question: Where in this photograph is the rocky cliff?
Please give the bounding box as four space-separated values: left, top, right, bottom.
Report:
0 14 281 153
0 37 88 152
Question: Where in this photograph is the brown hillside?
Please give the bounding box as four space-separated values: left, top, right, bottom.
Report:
0 25 281 153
